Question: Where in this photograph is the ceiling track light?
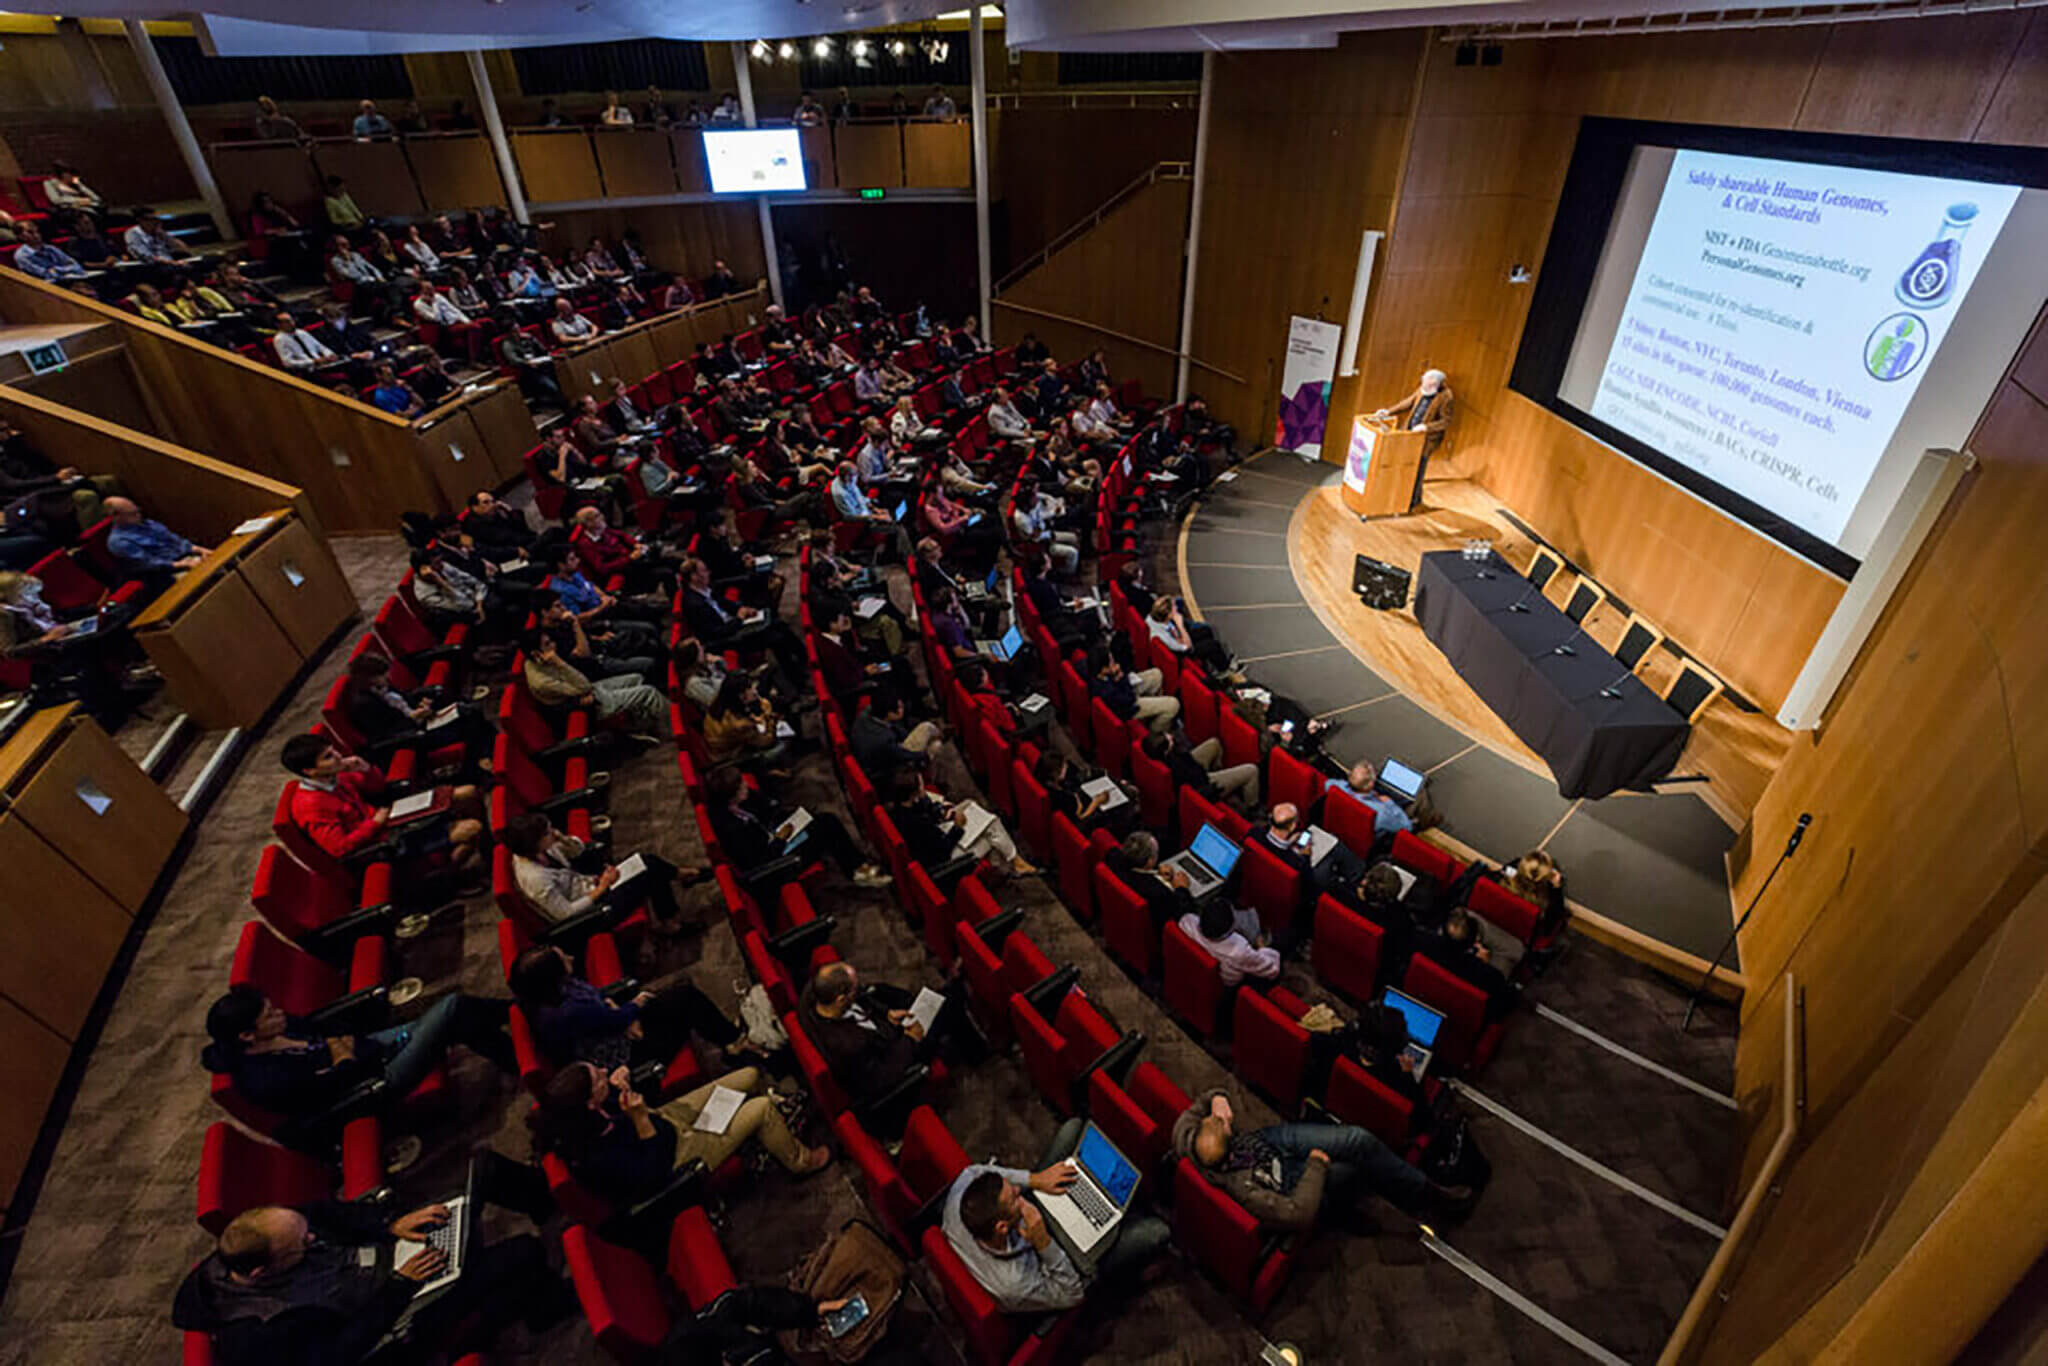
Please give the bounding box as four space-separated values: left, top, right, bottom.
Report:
777 40 797 59
813 37 835 58
751 38 771 60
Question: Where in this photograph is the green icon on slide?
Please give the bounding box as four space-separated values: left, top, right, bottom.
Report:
1863 313 1929 382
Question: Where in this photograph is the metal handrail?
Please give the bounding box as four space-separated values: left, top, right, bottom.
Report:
993 159 1192 294
986 89 1201 110
989 298 1243 385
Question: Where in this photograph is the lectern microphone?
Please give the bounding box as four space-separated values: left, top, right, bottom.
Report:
1551 622 1588 657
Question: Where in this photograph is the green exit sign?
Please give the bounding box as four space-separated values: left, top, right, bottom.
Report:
859 187 886 201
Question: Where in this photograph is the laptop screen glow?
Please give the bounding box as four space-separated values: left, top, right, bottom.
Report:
1189 823 1241 881
1379 757 1425 801
1382 987 1446 1047
1077 1124 1138 1205
1000 624 1024 657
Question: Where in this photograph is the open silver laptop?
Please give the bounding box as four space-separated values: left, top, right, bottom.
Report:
974 622 1025 661
390 1156 478 1313
1030 1121 1142 1269
1162 822 1243 899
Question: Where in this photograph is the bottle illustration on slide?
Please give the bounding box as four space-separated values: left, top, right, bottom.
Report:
1894 202 1979 309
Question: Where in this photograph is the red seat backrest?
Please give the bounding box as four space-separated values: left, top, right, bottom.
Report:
1089 699 1131 781
1129 746 1175 836
1178 673 1219 745
1267 746 1323 819
1400 954 1489 1071
1161 920 1229 1039
1237 840 1305 940
1233 987 1312 1110
1010 759 1052 861
1008 989 1076 1112
782 1011 851 1116
666 1205 737 1310
1087 1068 1165 1175
898 1103 970 1205
1325 1055 1417 1149
1172 1158 1265 1297
1469 877 1541 943
1311 894 1384 1002
1095 864 1157 980
563 1225 672 1358
1050 814 1096 921
197 1122 332 1236
1001 928 1055 996
1391 830 1462 886
248 845 358 950
920 1225 1016 1366
1322 786 1381 856
1219 705 1262 771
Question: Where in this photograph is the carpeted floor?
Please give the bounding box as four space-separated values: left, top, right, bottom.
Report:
0 507 1740 1366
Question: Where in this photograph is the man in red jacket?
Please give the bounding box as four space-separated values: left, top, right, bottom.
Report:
570 504 672 596
280 733 483 876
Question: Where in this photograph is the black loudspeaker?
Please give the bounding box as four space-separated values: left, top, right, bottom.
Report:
1353 554 1411 610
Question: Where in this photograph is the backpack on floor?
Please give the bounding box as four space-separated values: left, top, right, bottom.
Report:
776 1219 907 1364
1423 1112 1492 1194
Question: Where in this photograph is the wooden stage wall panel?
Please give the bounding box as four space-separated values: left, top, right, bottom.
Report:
798 125 835 189
902 122 971 188
210 143 325 227
833 123 904 189
310 140 424 220
991 106 1197 274
540 203 766 288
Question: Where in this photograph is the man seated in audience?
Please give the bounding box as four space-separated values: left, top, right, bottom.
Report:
1175 1088 1472 1232
535 588 655 685
603 377 656 435
510 944 749 1083
1146 595 1239 680
1182 393 1239 459
202 979 515 1128
504 811 692 934
703 257 741 298
851 356 888 409
848 688 943 784
1089 645 1180 735
549 544 664 633
498 326 566 407
827 462 908 558
1181 897 1281 986
701 764 891 888
550 296 598 346
270 310 339 373
1103 830 1198 934
600 279 646 331
677 555 805 678
11 221 87 282
105 496 208 589
1035 750 1134 837
1031 357 1068 414
1417 907 1517 1020
529 1059 828 1215
571 505 670 596
123 209 194 269
280 733 485 876
412 281 486 364
42 162 102 220
657 275 698 311
944 1126 1170 1313
886 766 1037 877
759 302 798 353
352 99 395 139
172 1183 570 1366
798 960 969 1114
1011 479 1079 575
521 627 666 740
1019 553 1101 652
1249 801 1362 899
463 488 534 561
368 362 424 417
1324 759 1414 840
339 649 492 768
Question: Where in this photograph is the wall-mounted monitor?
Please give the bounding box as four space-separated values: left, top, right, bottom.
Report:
702 128 807 194
1512 119 2048 578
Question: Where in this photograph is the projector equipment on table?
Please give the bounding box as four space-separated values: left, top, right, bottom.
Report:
1353 554 1411 610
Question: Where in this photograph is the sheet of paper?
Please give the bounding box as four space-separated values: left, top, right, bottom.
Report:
955 802 998 849
1081 775 1129 810
231 515 277 536
1019 693 1050 712
388 790 437 820
426 705 461 730
693 1084 747 1134
856 595 887 619
614 851 648 884
779 807 814 842
774 720 796 739
907 986 946 1035
1307 827 1340 867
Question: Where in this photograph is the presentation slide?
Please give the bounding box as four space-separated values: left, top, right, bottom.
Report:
703 129 807 194
1564 150 2020 552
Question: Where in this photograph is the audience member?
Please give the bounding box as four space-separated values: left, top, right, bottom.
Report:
522 627 666 738
1180 897 1281 985
504 812 690 933
701 764 891 888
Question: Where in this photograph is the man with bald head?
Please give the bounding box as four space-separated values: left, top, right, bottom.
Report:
172 1166 569 1365
796 959 969 1136
1171 1088 1471 1236
105 495 208 597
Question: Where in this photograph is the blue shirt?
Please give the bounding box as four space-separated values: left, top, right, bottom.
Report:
13 243 83 279
1325 778 1413 837
107 518 194 572
551 572 603 614
354 113 394 138
370 384 415 415
831 477 872 519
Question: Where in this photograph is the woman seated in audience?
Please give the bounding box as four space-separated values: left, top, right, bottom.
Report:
1180 896 1281 986
889 394 930 444
702 763 889 887
583 237 626 281
671 636 731 713
656 275 697 311
339 650 492 767
529 1059 829 1209
523 627 666 740
822 333 860 372
1076 347 1111 390
445 263 490 317
0 569 140 715
1035 748 1135 838
922 481 998 560
701 673 795 776
698 508 785 610
885 767 1037 878
729 454 813 537
399 223 441 274
1502 849 1569 936
363 227 410 280
1068 401 1119 452
554 251 598 291
503 812 690 934
510 944 752 1076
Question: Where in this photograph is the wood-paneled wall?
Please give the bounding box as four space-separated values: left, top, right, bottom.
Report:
539 201 764 285
990 105 1196 273
0 265 445 531
993 176 1191 399
1321 12 2048 713
1187 33 1425 445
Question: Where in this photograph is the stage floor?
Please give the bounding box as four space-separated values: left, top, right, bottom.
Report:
1178 453 1782 977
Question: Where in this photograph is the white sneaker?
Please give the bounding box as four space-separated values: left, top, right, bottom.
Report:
852 865 893 888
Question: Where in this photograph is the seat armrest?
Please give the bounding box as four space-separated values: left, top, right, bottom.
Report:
928 852 979 892
538 733 609 763
1070 1031 1145 1112
972 907 1024 951
1019 964 1080 1018
738 852 810 890
298 985 392 1035
767 913 837 976
854 1062 932 1128
301 905 397 961
540 905 622 947
285 1077 390 1147
600 977 641 1003
535 785 607 816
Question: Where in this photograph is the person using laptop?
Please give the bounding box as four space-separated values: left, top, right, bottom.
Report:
1103 831 1199 932
1324 760 1416 841
885 767 1037 877
1417 908 1518 1021
1173 1088 1474 1235
172 1168 571 1366
943 1122 1170 1313
1180 897 1281 986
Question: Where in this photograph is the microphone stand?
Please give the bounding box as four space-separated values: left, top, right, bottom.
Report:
1681 813 1809 1030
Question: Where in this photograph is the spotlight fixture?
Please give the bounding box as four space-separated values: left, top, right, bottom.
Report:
777 40 797 59
932 40 949 61
751 38 771 60
813 37 834 58
851 38 870 56
889 38 907 56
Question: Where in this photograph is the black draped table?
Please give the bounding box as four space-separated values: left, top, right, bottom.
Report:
1412 549 1688 799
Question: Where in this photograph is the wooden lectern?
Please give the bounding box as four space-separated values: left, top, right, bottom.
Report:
1340 416 1429 518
